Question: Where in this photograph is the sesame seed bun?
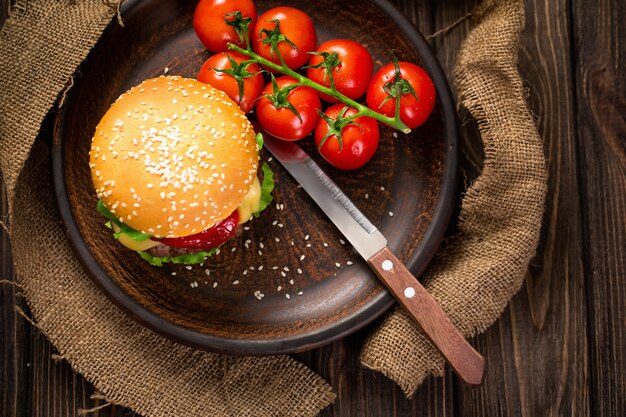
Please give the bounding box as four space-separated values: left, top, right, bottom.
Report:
89 75 258 238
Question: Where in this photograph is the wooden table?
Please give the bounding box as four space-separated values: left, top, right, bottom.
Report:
1 0 624 416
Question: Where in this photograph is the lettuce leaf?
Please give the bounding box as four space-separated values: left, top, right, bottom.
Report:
254 162 274 217
256 132 264 150
97 200 152 241
137 247 219 266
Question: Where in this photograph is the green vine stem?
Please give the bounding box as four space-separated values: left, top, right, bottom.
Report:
228 43 412 134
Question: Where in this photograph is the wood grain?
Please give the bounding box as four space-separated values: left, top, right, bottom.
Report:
2 0 625 416
573 0 626 415
368 246 484 386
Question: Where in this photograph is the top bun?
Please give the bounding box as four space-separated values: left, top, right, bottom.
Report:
90 76 258 238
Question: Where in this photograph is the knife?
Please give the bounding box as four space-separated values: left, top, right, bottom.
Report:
263 135 485 386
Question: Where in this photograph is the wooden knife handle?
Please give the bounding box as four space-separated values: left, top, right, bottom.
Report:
368 246 485 386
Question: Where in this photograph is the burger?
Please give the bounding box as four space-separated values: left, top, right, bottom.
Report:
89 76 273 266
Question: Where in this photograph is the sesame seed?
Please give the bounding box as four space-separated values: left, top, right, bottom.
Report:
283 267 290 272
280 271 286 277
389 211 394 217
297 268 303 274
213 282 218 288
304 235 310 240
381 186 386 191
272 266 278 270
323 242 328 247
297 291 303 296
340 239 346 245
285 294 290 300
335 262 341 267
232 280 240 285
185 265 192 270
347 261 354 266
275 237 280 242
205 269 210 276
171 272 177 276
300 255 305 261
277 286 282 291
289 279 294 285
243 270 248 275
365 193 369 199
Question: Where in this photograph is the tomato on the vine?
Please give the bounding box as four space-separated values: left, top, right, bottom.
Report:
314 104 379 170
197 52 263 113
366 61 436 129
252 6 316 70
193 0 257 53
256 76 321 141
306 39 373 102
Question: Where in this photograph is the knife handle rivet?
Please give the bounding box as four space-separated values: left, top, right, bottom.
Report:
382 260 393 271
404 287 416 298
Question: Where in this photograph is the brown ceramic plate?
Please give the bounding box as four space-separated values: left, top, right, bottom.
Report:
52 0 458 355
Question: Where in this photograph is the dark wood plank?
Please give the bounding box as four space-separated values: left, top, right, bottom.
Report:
572 0 626 415
436 0 592 415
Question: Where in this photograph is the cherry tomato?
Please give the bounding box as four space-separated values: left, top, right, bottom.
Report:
314 104 379 170
306 39 373 102
256 76 321 141
252 7 316 70
197 52 263 113
154 211 239 250
366 62 436 129
193 0 257 53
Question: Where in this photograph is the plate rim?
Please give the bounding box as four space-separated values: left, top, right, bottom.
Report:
51 0 458 355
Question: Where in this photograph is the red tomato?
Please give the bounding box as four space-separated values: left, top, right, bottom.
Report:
197 52 263 113
154 211 239 250
193 0 257 53
366 62 436 129
314 104 379 170
252 7 316 70
256 76 321 141
306 39 373 102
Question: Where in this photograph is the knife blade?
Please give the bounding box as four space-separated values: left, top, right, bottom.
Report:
263 135 485 386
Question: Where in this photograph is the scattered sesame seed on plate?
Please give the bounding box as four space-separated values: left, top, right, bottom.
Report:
335 262 341 267
285 294 291 300
232 280 240 285
339 239 346 245
297 291 303 296
347 261 354 266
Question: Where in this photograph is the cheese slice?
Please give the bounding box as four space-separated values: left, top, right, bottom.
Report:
236 176 262 225
113 176 262 251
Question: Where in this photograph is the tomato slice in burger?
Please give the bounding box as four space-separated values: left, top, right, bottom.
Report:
153 211 239 250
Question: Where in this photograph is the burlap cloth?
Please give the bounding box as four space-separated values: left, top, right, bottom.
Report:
0 0 546 415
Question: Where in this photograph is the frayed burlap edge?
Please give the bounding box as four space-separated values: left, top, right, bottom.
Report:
0 1 335 416
361 0 548 397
